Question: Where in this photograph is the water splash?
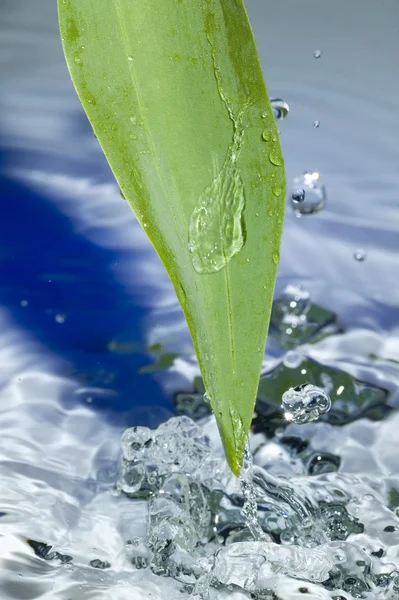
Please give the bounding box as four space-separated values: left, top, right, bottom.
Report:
240 441 267 540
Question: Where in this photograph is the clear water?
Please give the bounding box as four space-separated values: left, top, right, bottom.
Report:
1 0 399 599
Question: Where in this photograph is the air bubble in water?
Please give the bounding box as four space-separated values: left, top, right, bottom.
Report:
270 98 290 120
354 249 367 262
290 172 326 214
282 383 331 424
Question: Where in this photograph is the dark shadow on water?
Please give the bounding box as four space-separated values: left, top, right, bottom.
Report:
0 166 173 423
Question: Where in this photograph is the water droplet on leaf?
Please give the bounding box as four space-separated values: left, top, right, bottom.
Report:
269 148 283 167
262 129 271 141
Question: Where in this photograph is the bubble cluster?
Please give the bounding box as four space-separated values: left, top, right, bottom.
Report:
282 383 331 423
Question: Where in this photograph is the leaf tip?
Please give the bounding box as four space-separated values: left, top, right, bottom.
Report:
216 414 248 477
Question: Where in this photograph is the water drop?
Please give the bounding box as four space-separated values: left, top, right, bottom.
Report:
313 120 320 128
282 383 331 424
272 186 282 197
290 172 326 214
354 249 367 262
20 299 28 307
128 55 133 61
262 129 271 141
74 56 82 66
272 252 280 265
269 148 283 167
189 108 246 274
314 49 322 59
270 98 290 120
55 314 66 324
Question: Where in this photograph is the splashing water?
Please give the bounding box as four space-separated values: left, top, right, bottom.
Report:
239 441 267 540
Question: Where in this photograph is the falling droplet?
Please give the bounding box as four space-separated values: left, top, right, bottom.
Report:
282 383 331 424
313 49 322 59
55 314 66 324
313 120 320 128
20 299 28 308
290 172 326 214
270 98 290 121
354 249 367 262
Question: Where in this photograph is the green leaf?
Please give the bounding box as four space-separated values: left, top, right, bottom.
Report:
58 0 286 475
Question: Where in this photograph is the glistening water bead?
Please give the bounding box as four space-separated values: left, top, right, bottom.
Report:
290 172 327 214
291 188 305 204
270 98 290 121
354 249 367 262
281 383 331 424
